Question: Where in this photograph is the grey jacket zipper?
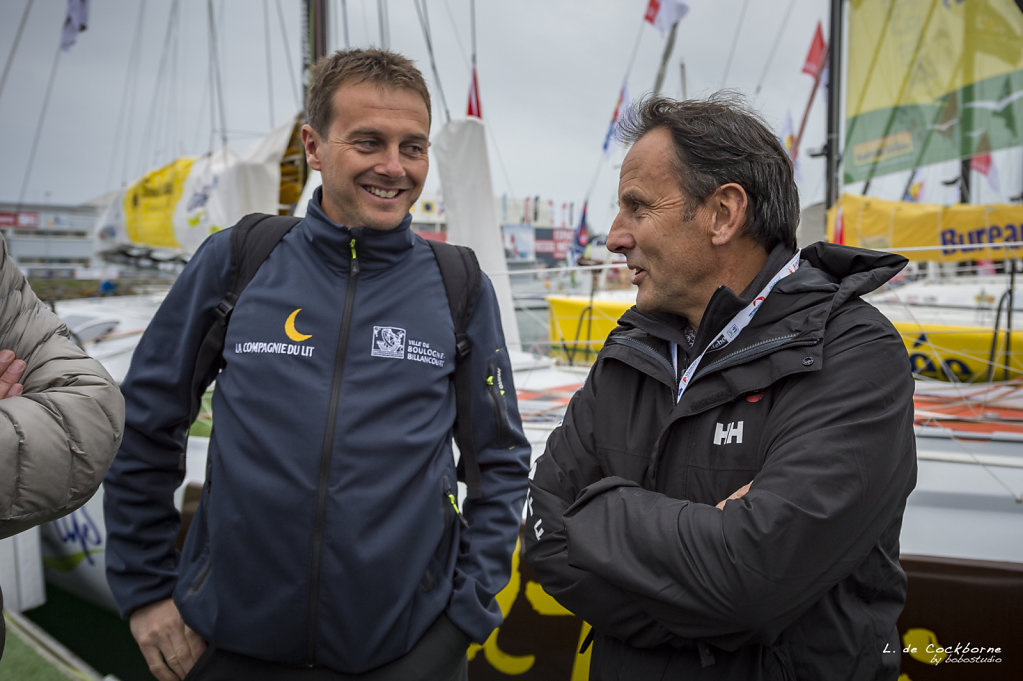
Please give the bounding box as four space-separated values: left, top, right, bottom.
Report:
606 335 676 384
305 237 359 663
697 334 818 378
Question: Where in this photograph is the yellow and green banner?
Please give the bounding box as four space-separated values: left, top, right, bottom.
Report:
844 0 1023 184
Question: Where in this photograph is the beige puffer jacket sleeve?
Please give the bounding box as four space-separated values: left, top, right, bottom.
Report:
0 236 125 539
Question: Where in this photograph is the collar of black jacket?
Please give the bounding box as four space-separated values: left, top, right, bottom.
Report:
619 242 798 356
302 186 416 272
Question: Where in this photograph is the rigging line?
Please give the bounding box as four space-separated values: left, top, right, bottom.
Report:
207 0 229 151
582 14 647 205
440 0 470 73
106 0 148 192
414 0 450 123
189 40 212 153
137 0 182 174
895 54 970 200
938 427 1023 502
486 122 516 199
842 1 899 195
359 0 371 47
377 0 389 49
264 0 275 128
752 0 796 96
0 0 33 105
622 13 646 87
469 0 477 65
454 0 514 195
585 149 605 202
169 12 182 158
17 47 60 207
340 0 351 49
718 0 751 88
330 0 337 52
274 0 301 114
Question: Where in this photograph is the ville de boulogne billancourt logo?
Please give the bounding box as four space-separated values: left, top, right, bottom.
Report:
234 308 316 358
372 326 446 367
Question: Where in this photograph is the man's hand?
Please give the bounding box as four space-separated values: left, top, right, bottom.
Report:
716 481 752 510
129 599 207 681
0 349 26 399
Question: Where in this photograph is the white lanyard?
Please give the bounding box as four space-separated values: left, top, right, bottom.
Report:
673 252 801 403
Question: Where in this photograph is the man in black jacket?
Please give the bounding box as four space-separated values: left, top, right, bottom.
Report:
524 94 917 680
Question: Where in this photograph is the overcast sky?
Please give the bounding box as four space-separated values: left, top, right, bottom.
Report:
0 0 834 233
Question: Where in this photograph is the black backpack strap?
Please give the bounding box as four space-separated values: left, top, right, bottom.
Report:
189 213 301 419
427 239 484 500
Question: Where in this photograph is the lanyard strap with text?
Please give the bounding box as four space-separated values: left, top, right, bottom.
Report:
675 252 801 403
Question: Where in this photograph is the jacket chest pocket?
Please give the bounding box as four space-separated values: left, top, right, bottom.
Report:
660 399 769 504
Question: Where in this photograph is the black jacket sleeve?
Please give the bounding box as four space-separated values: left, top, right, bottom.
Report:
524 361 683 648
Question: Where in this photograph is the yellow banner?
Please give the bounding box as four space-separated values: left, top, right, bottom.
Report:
121 157 196 249
826 193 1023 262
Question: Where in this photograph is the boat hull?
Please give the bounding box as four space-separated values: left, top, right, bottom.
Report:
547 294 1023 381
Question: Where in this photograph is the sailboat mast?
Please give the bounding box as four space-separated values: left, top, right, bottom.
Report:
300 0 329 200
653 23 679 96
304 0 329 101
825 0 843 211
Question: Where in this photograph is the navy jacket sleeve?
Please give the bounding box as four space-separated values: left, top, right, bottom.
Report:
445 274 532 643
103 232 232 618
559 312 917 648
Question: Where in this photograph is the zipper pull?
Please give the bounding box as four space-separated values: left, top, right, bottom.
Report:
349 238 359 275
446 489 470 528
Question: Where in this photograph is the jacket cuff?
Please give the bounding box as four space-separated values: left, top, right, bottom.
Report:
565 476 640 516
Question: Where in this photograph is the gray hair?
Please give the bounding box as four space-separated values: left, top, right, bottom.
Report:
616 92 799 251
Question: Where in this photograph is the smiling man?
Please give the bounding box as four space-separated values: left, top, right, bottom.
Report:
104 49 529 681
524 94 918 680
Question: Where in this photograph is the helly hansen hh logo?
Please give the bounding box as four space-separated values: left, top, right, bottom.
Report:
714 421 744 445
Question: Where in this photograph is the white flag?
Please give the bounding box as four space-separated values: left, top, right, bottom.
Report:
60 0 90 51
644 0 690 36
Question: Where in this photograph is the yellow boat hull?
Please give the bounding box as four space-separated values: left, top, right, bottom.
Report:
547 295 1023 381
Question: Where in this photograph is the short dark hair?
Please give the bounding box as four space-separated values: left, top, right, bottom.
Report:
616 92 799 251
305 48 431 136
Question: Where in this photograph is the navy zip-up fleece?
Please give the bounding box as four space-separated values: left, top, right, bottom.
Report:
104 190 530 673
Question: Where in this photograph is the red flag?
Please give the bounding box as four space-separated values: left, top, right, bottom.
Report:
833 204 844 245
970 153 991 176
802 21 828 79
466 65 482 118
971 153 1000 192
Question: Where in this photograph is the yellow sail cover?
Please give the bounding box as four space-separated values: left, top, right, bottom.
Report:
94 117 299 256
122 157 196 249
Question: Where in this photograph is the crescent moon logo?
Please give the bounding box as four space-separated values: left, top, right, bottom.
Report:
284 308 312 342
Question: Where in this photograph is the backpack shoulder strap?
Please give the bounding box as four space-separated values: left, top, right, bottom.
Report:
189 213 301 418
426 239 484 500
